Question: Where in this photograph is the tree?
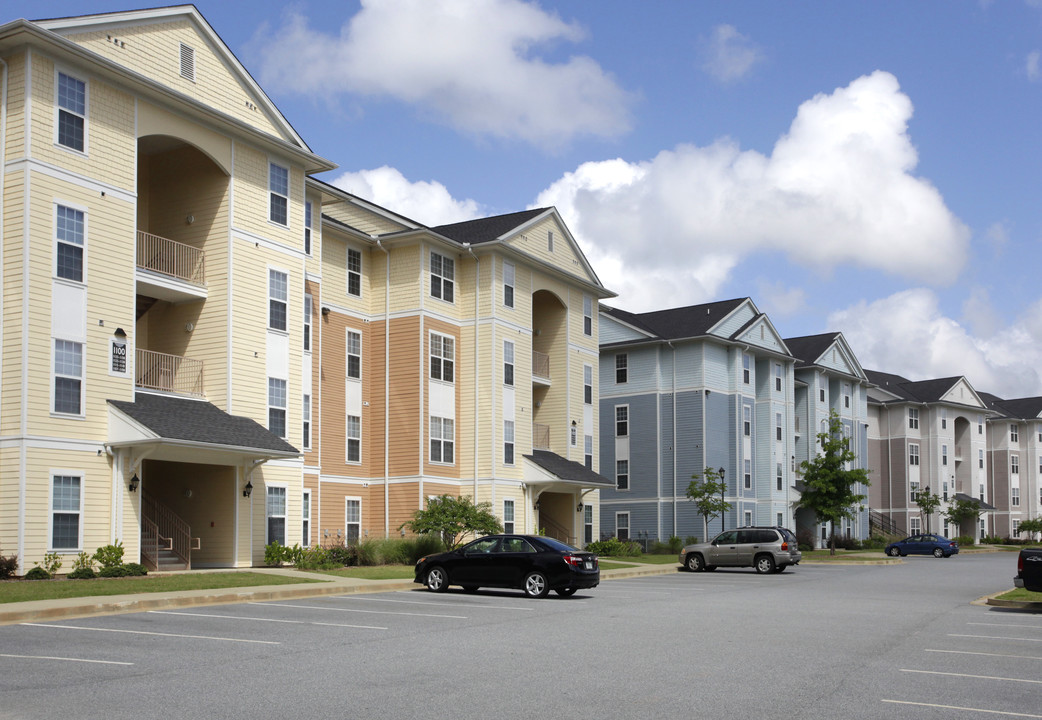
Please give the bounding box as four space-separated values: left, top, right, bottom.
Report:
1016 517 1042 542
685 468 731 540
944 497 982 539
798 410 870 555
399 495 502 550
915 487 942 536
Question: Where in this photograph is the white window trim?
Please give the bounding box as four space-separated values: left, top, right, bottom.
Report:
268 267 289 333
302 394 311 451
909 443 920 466
346 330 362 380
347 247 362 298
616 459 629 491
54 200 88 285
615 353 628 384
430 250 455 304
54 68 88 155
302 489 311 547
266 484 288 546
430 416 455 465
346 414 361 464
615 404 629 438
503 499 516 534
345 497 362 544
303 201 312 255
583 364 593 405
504 419 515 466
504 340 515 387
429 331 455 384
503 260 515 308
52 338 85 418
268 377 288 438
268 161 290 227
583 295 593 336
49 470 84 552
615 511 630 539
303 294 312 353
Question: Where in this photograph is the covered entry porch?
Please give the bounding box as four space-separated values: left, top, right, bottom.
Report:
523 450 613 548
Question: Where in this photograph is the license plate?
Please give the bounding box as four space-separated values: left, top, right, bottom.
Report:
584 561 593 570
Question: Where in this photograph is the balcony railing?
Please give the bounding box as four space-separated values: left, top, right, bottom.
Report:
137 231 206 286
136 348 205 397
533 423 550 450
532 350 550 380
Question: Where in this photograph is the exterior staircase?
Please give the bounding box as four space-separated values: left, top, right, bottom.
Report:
141 495 200 571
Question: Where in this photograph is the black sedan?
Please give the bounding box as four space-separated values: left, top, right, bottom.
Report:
885 533 959 558
414 534 599 598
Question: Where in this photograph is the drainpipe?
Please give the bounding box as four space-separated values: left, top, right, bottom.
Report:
464 244 480 504
667 341 676 539
376 239 390 537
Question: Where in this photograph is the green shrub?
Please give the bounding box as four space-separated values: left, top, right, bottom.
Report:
124 563 148 576
24 566 51 580
827 534 860 551
295 546 341 570
407 534 446 562
859 535 888 550
684 536 700 546
0 546 18 579
68 567 97 579
72 552 94 572
264 542 288 567
585 537 643 557
99 565 134 577
796 529 815 552
36 551 62 576
93 541 125 569
954 535 975 546
322 541 355 566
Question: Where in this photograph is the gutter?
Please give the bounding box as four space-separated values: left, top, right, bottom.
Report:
376 238 390 537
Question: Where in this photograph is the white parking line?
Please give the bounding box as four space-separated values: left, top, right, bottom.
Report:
254 602 466 619
901 668 1042 685
926 649 1042 662
882 699 1042 718
0 653 133 666
374 594 534 610
967 622 1042 630
19 623 278 644
149 610 387 630
949 634 1042 643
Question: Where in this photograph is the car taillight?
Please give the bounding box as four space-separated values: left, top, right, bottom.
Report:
563 554 582 567
780 541 789 551
1019 555 1025 573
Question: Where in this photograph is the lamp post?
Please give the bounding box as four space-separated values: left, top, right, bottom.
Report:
719 466 726 533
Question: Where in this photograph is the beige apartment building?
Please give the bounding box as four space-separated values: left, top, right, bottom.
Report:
0 6 611 574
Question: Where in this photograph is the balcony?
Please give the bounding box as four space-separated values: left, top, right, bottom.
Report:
533 423 551 450
136 231 207 302
532 350 550 386
136 349 205 398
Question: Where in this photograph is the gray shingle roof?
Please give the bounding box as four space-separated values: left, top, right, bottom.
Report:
109 394 299 454
432 208 549 245
865 370 964 403
523 450 614 487
988 396 1042 420
785 333 840 367
600 298 748 342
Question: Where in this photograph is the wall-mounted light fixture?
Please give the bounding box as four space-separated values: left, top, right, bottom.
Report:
321 307 330 316
114 327 127 339
186 214 195 225
243 480 253 498
128 474 139 492
576 502 584 512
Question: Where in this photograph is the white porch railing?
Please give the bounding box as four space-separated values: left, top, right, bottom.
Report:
137 230 206 286
136 348 205 397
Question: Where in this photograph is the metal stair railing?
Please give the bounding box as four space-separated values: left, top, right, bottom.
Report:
870 510 902 537
540 515 576 546
143 495 200 570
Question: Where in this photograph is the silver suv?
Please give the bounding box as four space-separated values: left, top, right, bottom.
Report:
680 527 801 574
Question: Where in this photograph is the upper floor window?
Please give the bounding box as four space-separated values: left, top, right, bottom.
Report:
347 248 362 297
430 333 454 382
616 459 629 491
53 339 83 415
583 295 592 336
979 448 984 469
56 205 85 282
430 252 454 302
268 378 287 438
503 341 514 386
615 353 628 384
303 294 312 352
819 375 826 403
940 409 947 430
430 416 454 464
1011 454 1019 475
302 395 311 450
977 415 983 434
1012 486 1021 507
908 408 919 430
742 354 751 384
744 459 752 489
584 365 593 404
843 383 851 409
57 72 86 152
503 261 515 308
346 415 361 463
304 201 312 255
269 163 289 226
774 363 782 392
743 406 751 437
941 444 948 466
1011 423 1019 443
504 420 515 465
776 462 783 491
615 406 629 437
909 443 920 466
269 270 288 331
347 331 361 379
584 434 593 470
776 412 783 441
910 480 920 503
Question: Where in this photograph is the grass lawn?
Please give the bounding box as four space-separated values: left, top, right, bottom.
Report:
318 565 415 580
994 588 1042 603
0 572 323 604
598 561 639 570
609 554 681 565
800 549 888 561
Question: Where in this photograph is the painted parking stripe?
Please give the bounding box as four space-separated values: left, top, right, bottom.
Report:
375 595 534 610
254 602 466 619
20 623 278 644
149 610 387 630
901 668 1042 685
949 634 1042 643
967 622 1042 630
0 653 133 666
882 699 1042 718
925 649 1042 662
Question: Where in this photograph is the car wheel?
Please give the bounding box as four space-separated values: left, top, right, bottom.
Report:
462 585 479 593
754 554 775 574
523 571 549 598
685 553 705 572
555 587 578 597
425 566 449 593
888 547 901 557
933 548 944 558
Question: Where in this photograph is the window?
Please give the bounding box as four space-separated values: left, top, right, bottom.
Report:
910 517 921 535
268 378 287 437
548 230 554 252
777 512 784 527
584 434 593 470
615 406 628 437
979 449 984 470
583 295 592 336
430 252 454 302
584 365 593 404
743 459 752 489
430 333 454 382
584 505 593 545
269 270 288 331
346 331 361 379
54 340 83 415
51 474 81 549
743 406 751 437
346 415 360 463
430 417 454 464
503 341 514 386
776 412 783 441
1011 423 1019 443
1011 455 1019 475
504 420 514 465
979 483 985 502
616 459 629 490
302 490 311 547
504 500 515 534
843 383 851 409
345 499 361 543
776 463 783 491
57 72 86 152
978 415 983 434
1013 519 1021 538
908 408 919 430
347 248 361 297
302 394 311 450
269 163 289 226
179 42 195 81
943 481 949 501
56 205 85 282
1039 455 1042 474
819 376 826 403
744 510 753 527
615 354 628 384
742 354 751 384
1012 487 1020 507
616 512 630 541
940 409 947 430
503 261 514 308
774 363 782 392
267 487 286 546
910 480 919 503
941 444 948 466
909 443 919 466
303 294 312 352
303 201 312 254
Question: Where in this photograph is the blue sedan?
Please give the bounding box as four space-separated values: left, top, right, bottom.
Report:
886 534 959 558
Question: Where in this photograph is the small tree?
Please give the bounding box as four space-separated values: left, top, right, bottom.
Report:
944 497 982 539
915 487 942 536
685 468 730 540
798 410 870 555
1016 517 1042 543
400 495 502 550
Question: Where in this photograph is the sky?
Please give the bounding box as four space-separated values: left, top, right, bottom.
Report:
19 0 1042 399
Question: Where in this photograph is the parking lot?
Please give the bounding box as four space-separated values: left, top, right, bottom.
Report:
0 552 1037 719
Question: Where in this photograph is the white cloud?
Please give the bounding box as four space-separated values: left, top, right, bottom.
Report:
699 24 764 83
828 289 1042 398
756 281 807 318
985 220 1010 253
248 0 632 148
330 166 483 226
1027 50 1041 82
535 71 970 312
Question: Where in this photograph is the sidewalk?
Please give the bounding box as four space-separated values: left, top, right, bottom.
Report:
0 562 681 626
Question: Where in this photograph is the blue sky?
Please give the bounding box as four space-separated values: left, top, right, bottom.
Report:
23 1 1042 398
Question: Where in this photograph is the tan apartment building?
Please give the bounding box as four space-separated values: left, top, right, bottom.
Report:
0 6 612 574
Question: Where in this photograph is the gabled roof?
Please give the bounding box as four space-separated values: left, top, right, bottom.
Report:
432 208 549 245
523 450 614 488
600 298 747 342
785 333 841 367
986 396 1042 421
865 370 986 408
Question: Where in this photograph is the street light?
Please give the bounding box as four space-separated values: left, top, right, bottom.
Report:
718 467 726 533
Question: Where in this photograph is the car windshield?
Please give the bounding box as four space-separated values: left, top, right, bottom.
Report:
537 537 579 553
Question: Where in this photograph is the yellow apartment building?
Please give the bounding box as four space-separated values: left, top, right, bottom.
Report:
0 6 612 573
